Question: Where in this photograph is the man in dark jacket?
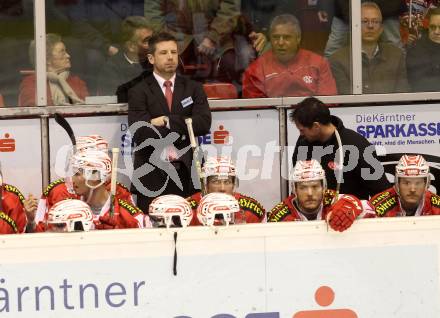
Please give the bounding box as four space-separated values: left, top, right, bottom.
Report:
97 16 153 97
128 32 212 212
290 97 391 200
329 2 409 94
318 0 404 56
407 8 440 92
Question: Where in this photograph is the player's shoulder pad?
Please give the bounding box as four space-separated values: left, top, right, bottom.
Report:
0 211 18 233
430 192 440 208
268 201 290 222
43 178 65 197
323 189 336 207
237 193 265 218
118 199 143 216
188 198 199 210
3 184 25 204
188 192 202 210
369 189 394 206
368 189 398 216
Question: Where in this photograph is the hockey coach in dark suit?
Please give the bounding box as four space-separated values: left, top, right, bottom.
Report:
128 32 212 212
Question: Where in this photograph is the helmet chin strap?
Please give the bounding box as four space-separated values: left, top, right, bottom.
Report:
83 187 95 204
85 178 105 190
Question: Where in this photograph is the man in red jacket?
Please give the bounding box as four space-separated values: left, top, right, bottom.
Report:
268 159 363 232
188 156 265 225
366 154 440 217
242 14 337 98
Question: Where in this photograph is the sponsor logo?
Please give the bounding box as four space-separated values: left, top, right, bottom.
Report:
175 286 358 318
198 125 232 145
0 133 15 152
302 75 313 84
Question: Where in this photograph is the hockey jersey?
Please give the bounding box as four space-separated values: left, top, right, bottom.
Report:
0 184 27 234
366 187 440 217
188 192 266 225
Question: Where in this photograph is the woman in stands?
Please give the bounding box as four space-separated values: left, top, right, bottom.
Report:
18 33 89 106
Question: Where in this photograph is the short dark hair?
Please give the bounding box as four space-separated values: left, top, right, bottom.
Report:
289 97 331 128
120 16 152 44
148 32 177 54
428 7 440 20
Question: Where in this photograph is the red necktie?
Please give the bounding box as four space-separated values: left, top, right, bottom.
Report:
164 80 173 111
163 80 177 161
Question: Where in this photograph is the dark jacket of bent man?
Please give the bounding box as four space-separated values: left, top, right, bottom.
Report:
292 115 391 200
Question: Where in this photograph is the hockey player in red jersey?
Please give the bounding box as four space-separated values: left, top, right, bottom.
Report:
268 159 363 232
366 154 440 217
45 199 94 232
0 163 28 234
187 156 266 225
149 195 194 228
33 149 148 232
31 135 135 228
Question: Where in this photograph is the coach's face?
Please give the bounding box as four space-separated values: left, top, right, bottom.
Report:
295 121 321 142
148 40 178 78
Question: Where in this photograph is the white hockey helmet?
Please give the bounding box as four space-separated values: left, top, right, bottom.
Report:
395 154 430 188
196 192 240 226
290 159 326 193
70 149 112 189
76 135 109 153
47 199 94 232
202 156 238 189
149 195 193 228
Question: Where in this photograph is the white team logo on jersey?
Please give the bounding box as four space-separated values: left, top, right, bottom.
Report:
302 75 313 84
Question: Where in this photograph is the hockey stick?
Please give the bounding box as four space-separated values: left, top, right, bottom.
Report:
54 113 76 151
185 118 205 195
109 148 120 217
326 128 344 231
54 113 78 187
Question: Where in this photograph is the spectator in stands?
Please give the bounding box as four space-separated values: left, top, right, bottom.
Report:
329 2 409 94
242 14 337 98
144 0 242 83
318 0 404 57
97 16 153 97
399 0 439 47
407 8 440 92
18 33 89 106
47 0 145 94
236 0 293 72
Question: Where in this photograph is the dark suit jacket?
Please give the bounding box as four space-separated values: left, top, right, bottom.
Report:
128 73 211 195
